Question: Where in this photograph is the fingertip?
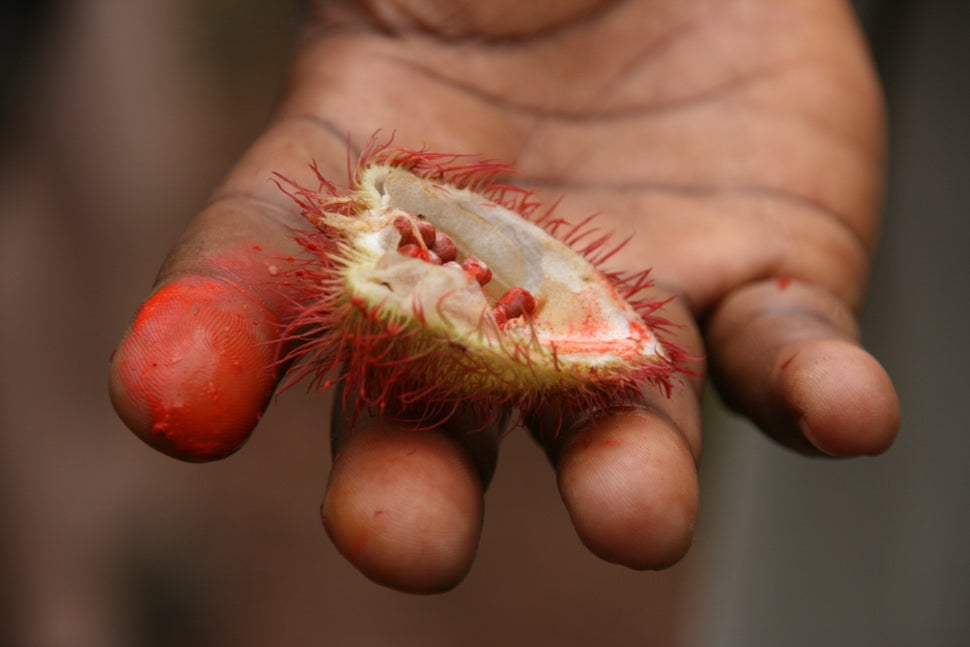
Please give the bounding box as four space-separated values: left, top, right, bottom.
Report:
708 279 899 456
777 338 900 457
557 410 698 570
109 276 281 462
321 424 484 593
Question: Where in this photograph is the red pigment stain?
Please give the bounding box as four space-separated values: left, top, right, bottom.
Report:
777 276 792 290
110 275 279 462
251 244 262 251
600 438 623 447
780 353 799 371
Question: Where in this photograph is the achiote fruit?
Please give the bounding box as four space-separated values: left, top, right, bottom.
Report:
276 135 688 428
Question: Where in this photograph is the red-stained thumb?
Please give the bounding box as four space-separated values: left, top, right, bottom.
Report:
109 275 283 462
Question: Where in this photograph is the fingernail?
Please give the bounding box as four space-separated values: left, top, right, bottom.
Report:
564 404 640 436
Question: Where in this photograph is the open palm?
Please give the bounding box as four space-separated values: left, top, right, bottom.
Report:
110 0 899 592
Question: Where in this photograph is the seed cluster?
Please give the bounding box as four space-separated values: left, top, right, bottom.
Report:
392 213 536 326
269 142 685 434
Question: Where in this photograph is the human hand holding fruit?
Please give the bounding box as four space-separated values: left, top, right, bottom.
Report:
109 0 899 592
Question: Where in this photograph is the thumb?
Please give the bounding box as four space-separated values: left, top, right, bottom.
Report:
109 118 352 461
108 200 293 462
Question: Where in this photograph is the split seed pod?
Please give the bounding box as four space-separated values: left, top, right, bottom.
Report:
276 137 687 429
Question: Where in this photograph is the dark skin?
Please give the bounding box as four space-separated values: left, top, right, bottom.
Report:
109 0 900 593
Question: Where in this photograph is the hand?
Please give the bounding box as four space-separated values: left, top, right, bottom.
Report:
109 0 899 593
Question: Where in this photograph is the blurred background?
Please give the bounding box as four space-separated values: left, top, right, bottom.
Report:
1 1 966 645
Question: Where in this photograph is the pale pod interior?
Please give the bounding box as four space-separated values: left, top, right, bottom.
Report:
340 166 665 375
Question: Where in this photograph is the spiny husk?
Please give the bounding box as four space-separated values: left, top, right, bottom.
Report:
275 137 688 427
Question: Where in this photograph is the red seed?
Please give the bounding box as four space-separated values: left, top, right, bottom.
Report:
461 257 492 286
415 219 436 247
496 286 536 319
394 214 436 250
434 232 458 263
393 215 416 246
